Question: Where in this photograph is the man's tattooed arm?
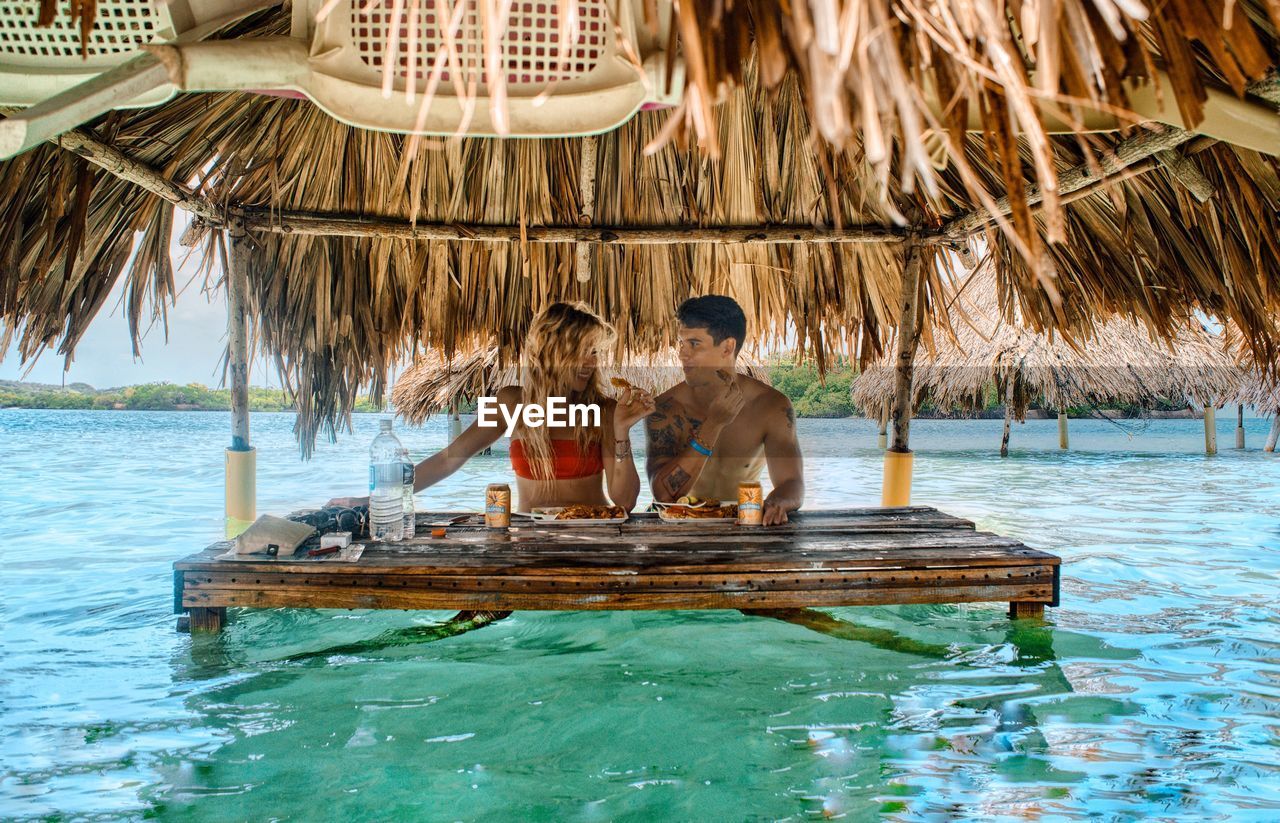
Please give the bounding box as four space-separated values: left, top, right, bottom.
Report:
644 396 711 501
645 398 688 464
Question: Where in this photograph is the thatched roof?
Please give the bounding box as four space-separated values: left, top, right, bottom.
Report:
1235 372 1280 412
1227 328 1280 412
391 348 769 424
1 5 1279 452
850 262 1245 419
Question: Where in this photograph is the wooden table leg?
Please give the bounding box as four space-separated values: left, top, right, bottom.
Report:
188 607 226 633
1008 602 1046 620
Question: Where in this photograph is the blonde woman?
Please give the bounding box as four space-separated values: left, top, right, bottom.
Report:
336 302 654 513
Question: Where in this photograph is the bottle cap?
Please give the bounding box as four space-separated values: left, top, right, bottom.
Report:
380 418 393 431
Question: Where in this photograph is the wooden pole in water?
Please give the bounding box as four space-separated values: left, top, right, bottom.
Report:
449 402 462 442
1266 410 1279 453
1203 405 1217 455
1058 411 1069 450
1235 404 1246 449
882 238 924 506
225 230 255 538
877 405 889 449
1000 383 1014 458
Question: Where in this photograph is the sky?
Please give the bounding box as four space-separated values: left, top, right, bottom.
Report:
0 221 281 390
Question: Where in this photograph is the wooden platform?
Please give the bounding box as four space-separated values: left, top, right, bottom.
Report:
173 507 1060 632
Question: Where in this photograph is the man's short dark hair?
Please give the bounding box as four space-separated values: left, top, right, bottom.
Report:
677 295 747 354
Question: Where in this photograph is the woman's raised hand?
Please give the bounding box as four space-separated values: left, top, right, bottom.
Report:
614 387 657 433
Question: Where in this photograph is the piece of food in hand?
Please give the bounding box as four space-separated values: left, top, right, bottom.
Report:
554 504 627 520
610 376 636 391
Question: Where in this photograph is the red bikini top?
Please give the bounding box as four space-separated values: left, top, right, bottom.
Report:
509 438 604 480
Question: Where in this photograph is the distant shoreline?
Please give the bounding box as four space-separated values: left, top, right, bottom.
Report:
2 379 1258 419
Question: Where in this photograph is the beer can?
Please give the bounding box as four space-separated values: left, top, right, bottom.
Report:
737 481 763 526
485 483 511 529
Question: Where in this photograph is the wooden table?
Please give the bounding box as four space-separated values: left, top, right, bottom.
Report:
173 507 1060 633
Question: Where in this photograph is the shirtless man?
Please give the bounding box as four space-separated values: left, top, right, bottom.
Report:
646 295 804 525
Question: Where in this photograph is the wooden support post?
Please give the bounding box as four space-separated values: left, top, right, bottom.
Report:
1265 411 1279 453
574 135 597 282
225 231 255 538
1000 383 1014 458
1009 602 1046 620
882 239 924 507
1235 404 1246 450
1058 411 1069 450
1204 405 1217 455
877 406 889 449
188 607 226 633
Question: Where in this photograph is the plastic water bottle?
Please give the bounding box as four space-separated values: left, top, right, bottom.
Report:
369 418 404 542
399 447 416 540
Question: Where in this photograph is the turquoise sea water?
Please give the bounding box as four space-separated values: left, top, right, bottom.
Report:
2 410 1278 821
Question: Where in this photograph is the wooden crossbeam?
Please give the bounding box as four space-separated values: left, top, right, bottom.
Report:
238 208 911 245
54 126 227 225
940 126 1198 240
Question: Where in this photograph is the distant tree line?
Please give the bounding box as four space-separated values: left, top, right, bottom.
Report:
765 357 1192 419
2 372 1196 419
0 381 383 413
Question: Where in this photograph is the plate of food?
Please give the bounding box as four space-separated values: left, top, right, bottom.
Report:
655 496 739 522
517 504 629 525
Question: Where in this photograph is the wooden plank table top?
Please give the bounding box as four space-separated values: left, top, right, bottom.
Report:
174 507 1060 631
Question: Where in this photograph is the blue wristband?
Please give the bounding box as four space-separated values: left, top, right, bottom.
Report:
690 437 713 457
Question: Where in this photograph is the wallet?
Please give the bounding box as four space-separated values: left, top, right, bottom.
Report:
235 515 318 556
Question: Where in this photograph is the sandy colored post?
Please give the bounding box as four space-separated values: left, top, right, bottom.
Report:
225 447 255 535
881 450 914 507
882 239 924 506
1058 411 1069 450
225 231 255 537
1203 405 1217 455
1235 404 1245 449
449 403 462 442
877 406 889 449
1265 412 1279 453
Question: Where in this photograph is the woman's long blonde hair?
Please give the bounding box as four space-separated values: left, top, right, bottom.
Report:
516 302 614 480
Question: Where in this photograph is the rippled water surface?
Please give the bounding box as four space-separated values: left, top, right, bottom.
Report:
2 410 1278 821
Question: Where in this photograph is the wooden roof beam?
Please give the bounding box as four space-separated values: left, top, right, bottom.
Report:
238 208 912 245
46 128 909 246
1156 149 1216 203
52 126 227 226
940 126 1198 241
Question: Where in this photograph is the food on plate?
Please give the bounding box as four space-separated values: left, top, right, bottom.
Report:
661 501 738 519
554 504 627 520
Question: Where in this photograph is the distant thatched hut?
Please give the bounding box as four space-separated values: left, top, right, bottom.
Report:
850 263 1245 455
1234 372 1280 452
